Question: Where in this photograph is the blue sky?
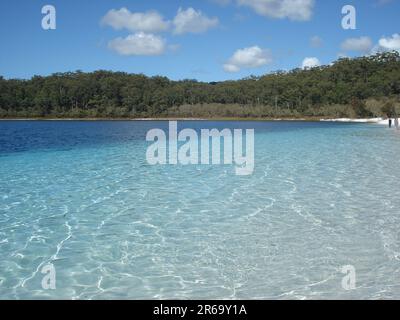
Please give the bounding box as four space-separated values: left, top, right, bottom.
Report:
0 0 399 82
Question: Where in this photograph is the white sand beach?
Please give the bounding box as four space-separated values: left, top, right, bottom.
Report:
320 118 399 125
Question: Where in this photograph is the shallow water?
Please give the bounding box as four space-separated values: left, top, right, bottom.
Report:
0 121 400 299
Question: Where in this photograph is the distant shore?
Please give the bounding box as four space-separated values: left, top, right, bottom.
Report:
0 117 395 124
0 117 319 121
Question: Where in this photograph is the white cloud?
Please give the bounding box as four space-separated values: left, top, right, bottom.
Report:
224 64 241 72
237 0 315 21
173 7 219 34
310 35 323 48
102 8 169 33
337 53 349 59
301 57 320 69
108 32 166 56
224 46 273 72
378 33 400 51
340 37 373 53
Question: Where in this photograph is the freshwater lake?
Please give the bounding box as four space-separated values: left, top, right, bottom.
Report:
0 120 399 299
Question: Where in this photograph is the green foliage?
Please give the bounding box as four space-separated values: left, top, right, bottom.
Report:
381 101 396 117
351 98 373 118
1 52 400 118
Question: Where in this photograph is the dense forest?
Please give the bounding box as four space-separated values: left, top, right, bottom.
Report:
1 51 400 119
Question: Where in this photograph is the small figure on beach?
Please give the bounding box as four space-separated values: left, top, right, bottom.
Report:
395 117 399 130
382 102 395 128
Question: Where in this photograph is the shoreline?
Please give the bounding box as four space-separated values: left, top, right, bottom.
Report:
0 117 395 124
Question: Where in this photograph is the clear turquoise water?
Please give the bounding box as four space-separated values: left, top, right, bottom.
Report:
0 121 400 300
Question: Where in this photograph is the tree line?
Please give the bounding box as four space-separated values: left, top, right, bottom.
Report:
0 51 399 119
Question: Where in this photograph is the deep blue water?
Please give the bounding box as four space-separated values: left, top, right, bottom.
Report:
0 120 399 299
0 120 356 154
